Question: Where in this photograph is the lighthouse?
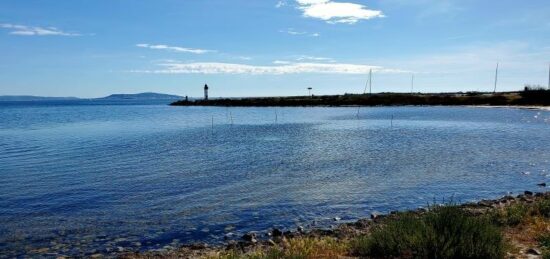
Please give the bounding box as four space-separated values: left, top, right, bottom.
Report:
204 84 209 100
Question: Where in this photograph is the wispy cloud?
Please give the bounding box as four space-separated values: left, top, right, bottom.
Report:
136 43 215 54
295 55 334 62
276 0 287 8
0 23 81 36
132 61 407 75
280 28 320 37
295 0 384 24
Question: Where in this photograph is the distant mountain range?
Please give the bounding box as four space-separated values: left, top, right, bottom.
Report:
0 92 183 101
0 95 80 101
97 92 183 100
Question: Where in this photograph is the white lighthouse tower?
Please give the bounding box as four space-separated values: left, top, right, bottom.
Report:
204 84 209 100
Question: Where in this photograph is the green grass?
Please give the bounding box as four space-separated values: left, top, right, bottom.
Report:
538 233 550 259
490 203 529 226
351 206 504 259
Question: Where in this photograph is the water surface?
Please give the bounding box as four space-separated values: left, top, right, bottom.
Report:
1 100 550 257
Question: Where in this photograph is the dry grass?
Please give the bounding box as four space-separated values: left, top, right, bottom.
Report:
214 237 351 259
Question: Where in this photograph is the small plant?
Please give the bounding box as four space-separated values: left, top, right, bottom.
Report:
352 206 504 258
535 198 550 218
490 203 528 226
538 233 550 259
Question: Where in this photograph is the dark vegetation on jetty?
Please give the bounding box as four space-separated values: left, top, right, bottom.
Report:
171 87 550 107
123 191 550 259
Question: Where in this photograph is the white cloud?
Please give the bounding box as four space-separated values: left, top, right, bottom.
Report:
295 55 335 62
136 43 214 54
0 23 81 36
280 28 320 37
276 0 287 8
133 61 407 75
273 60 292 64
295 0 384 24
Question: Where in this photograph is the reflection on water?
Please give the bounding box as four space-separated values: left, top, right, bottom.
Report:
1 101 550 256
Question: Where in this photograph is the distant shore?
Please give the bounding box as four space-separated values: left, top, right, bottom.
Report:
171 89 550 108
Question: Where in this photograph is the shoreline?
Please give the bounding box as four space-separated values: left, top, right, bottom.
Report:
120 190 550 259
469 105 550 111
171 90 550 108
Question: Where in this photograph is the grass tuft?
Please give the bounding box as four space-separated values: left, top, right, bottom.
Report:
352 206 504 259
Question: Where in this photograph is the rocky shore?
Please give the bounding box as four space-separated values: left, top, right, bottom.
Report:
119 190 550 259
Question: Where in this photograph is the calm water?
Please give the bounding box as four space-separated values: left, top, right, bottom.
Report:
1 100 550 257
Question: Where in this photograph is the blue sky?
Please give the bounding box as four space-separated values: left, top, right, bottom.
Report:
0 0 549 98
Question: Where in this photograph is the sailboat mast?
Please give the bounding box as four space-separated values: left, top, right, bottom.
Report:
493 62 499 94
411 74 414 94
368 69 372 95
548 63 550 90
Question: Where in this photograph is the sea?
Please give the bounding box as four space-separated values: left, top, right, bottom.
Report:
1 99 550 257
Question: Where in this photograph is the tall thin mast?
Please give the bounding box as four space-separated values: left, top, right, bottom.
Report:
362 69 373 94
368 69 373 95
493 62 499 94
548 63 550 90
411 74 414 94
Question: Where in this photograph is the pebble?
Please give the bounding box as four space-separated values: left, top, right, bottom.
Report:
271 228 283 237
242 232 257 242
526 248 542 255
297 226 304 233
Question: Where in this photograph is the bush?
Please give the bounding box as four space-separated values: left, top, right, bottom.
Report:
490 203 528 226
537 233 550 259
352 206 504 258
535 199 550 218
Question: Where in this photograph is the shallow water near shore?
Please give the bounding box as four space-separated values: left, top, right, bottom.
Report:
1 100 550 257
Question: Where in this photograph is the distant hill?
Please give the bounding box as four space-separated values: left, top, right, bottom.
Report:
97 92 183 100
0 92 184 102
0 95 80 101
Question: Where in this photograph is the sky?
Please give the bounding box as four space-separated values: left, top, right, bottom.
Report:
0 0 549 98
